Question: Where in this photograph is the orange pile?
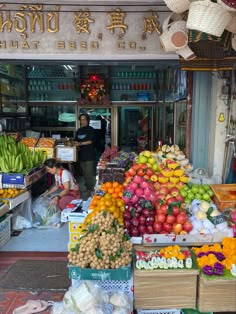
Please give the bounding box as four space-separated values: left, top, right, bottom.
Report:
87 181 125 225
0 188 24 199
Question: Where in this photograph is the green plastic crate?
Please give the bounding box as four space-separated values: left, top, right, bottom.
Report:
68 264 131 281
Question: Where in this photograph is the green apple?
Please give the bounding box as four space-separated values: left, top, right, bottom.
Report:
191 186 199 194
202 193 211 201
195 193 202 200
187 192 195 200
142 150 152 158
138 155 148 164
180 190 187 198
185 197 192 204
198 187 205 194
202 184 210 191
207 189 214 197
152 163 159 172
148 157 156 165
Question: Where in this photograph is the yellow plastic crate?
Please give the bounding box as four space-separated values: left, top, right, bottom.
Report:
69 232 81 243
68 222 84 233
35 147 54 159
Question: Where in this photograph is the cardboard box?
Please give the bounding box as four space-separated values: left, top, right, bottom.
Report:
197 274 236 312
68 264 132 281
56 146 77 162
68 242 78 251
69 222 84 233
210 184 236 211
134 268 199 309
69 232 81 243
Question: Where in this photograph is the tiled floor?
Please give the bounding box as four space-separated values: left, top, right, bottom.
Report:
0 223 68 252
0 252 68 314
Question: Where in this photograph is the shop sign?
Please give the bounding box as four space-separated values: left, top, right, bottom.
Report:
0 2 172 58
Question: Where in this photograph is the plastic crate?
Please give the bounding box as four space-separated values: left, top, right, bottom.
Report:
0 215 11 248
181 309 212 314
137 310 181 314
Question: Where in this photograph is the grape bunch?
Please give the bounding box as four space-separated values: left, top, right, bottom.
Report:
101 146 119 162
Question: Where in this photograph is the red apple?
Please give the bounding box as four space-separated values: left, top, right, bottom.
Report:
159 204 168 215
170 187 179 197
137 169 145 177
156 193 166 202
175 194 185 203
127 168 136 176
140 163 148 170
132 163 140 171
176 213 187 224
155 213 166 223
153 222 163 233
153 182 161 190
166 214 176 224
163 222 173 233
172 206 180 216
166 197 178 205
159 186 170 195
146 168 154 177
173 222 183 234
183 221 193 233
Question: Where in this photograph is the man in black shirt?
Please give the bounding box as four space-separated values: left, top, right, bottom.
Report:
75 113 96 196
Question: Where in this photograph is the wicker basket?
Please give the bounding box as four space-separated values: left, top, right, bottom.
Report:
188 29 232 58
163 0 190 13
218 0 236 11
226 12 236 33
160 14 188 52
187 0 232 37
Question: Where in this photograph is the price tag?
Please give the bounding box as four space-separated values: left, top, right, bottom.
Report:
95 189 105 196
210 214 226 225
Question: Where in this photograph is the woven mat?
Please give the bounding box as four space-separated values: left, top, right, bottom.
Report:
0 260 70 291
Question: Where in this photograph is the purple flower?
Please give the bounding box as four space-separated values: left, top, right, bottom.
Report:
198 252 207 258
203 265 214 276
214 262 224 270
214 252 225 261
213 268 224 276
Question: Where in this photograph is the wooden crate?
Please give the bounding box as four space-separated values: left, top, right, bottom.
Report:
134 268 199 309
197 275 236 312
210 184 236 211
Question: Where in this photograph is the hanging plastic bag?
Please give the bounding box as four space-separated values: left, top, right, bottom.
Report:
32 195 61 228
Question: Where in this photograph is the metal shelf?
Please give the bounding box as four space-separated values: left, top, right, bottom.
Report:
0 71 23 81
28 101 76 106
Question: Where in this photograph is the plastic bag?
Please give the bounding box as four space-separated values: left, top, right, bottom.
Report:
113 307 131 314
13 215 32 230
50 301 79 314
32 195 61 228
109 291 131 309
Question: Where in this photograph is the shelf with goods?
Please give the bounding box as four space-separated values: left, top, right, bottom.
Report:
27 65 79 102
29 100 77 138
174 99 187 151
109 65 157 102
0 64 27 115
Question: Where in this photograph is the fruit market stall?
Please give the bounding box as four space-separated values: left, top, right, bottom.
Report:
62 143 236 313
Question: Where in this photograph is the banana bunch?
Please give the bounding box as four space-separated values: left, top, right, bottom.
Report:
0 134 47 173
0 154 24 173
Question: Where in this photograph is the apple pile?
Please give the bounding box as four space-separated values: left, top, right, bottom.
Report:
180 183 214 204
154 186 193 234
137 150 159 172
124 162 159 186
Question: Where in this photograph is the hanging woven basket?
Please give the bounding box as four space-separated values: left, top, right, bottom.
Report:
188 29 233 58
187 0 232 37
163 0 190 13
217 0 236 12
159 14 188 52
